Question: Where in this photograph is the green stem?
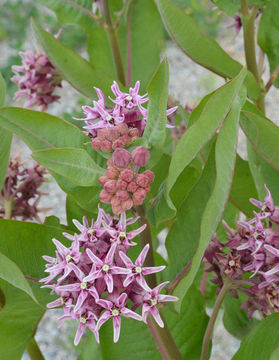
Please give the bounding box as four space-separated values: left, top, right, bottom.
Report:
136 204 183 360
241 1 265 114
201 281 230 360
101 0 126 85
4 198 13 220
27 338 45 360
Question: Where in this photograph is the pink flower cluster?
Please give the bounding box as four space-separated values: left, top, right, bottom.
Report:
91 123 139 153
205 185 279 317
12 50 62 111
99 147 154 214
75 81 177 141
0 155 46 221
40 209 177 345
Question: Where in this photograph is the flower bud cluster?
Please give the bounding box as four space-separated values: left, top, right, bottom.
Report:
99 147 154 215
41 209 177 345
0 155 46 221
91 123 139 153
205 185 279 317
12 51 62 111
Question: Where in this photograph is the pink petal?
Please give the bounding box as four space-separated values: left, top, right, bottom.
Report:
86 248 103 266
123 273 135 287
97 298 113 310
121 307 142 321
56 283 80 292
110 266 131 275
113 316 121 343
136 275 150 291
152 281 169 296
157 294 179 303
150 306 164 328
127 224 146 241
115 293 127 308
74 290 89 312
68 263 85 281
46 298 63 309
142 266 165 275
119 251 134 268
265 244 279 257
97 310 112 330
74 322 86 346
105 243 117 264
135 244 149 267
52 239 68 256
264 264 279 277
105 273 114 293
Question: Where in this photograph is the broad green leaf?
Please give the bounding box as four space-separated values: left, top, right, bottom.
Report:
223 293 259 339
143 59 169 167
166 143 216 280
0 252 38 304
240 110 279 172
167 68 246 198
155 0 259 99
0 282 44 360
212 0 265 17
232 313 279 360
258 0 279 88
230 155 258 217
176 93 242 307
39 0 96 34
0 130 12 191
99 286 208 360
66 195 96 232
0 71 6 106
0 219 70 306
127 0 164 89
32 20 114 98
32 148 104 187
78 332 102 360
0 107 86 151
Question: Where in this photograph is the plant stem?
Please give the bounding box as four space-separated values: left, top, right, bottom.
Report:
101 0 126 85
4 198 13 220
136 204 183 360
241 2 265 114
266 66 279 92
201 281 230 360
166 261 191 294
27 338 45 360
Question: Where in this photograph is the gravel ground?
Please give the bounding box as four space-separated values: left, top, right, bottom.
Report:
1 11 278 360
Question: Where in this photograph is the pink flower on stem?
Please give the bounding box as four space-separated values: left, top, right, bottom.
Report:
119 244 166 290
142 282 178 328
96 292 142 342
84 243 130 292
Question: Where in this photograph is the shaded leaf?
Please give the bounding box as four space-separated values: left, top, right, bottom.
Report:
155 0 259 99
0 130 12 191
0 107 86 151
32 20 114 98
0 71 6 107
32 148 104 187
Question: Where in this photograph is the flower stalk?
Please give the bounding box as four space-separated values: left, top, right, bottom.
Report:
27 338 45 360
101 0 126 85
136 204 183 360
201 280 231 360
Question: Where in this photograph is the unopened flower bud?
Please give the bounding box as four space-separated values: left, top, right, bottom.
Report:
136 174 150 188
104 180 117 194
133 188 146 205
100 189 113 204
106 167 119 179
112 139 125 150
92 138 101 150
127 181 138 193
131 146 150 166
116 190 129 201
116 179 128 190
120 169 134 182
122 198 134 211
143 170 155 183
99 175 109 186
128 128 139 138
116 123 129 135
101 140 112 153
113 148 131 168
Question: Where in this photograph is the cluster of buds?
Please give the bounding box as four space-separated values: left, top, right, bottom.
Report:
205 185 279 317
40 209 177 345
75 81 177 143
99 146 154 214
91 123 139 153
0 155 46 221
12 49 62 111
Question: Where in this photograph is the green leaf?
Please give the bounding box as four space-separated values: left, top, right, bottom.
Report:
223 293 259 339
232 313 279 360
166 142 216 280
31 20 114 98
0 252 38 304
240 110 279 172
0 282 44 360
258 0 279 88
127 0 164 90
212 0 265 17
99 286 208 360
78 332 102 360
38 0 96 34
32 148 104 187
155 0 259 99
0 71 6 106
167 68 246 200
0 107 86 151
0 219 71 306
175 92 242 308
143 59 169 167
230 155 258 217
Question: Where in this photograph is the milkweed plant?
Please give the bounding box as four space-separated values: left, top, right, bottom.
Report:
0 1 279 359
